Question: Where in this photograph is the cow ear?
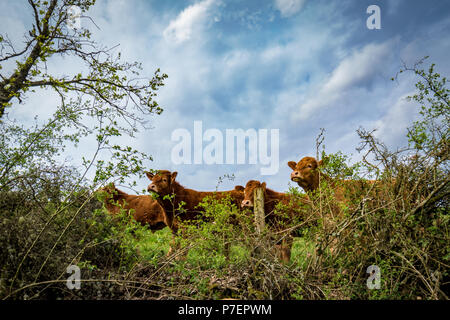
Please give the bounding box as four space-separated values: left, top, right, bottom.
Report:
261 182 266 190
145 171 154 180
318 159 324 167
287 161 297 170
235 185 244 191
171 171 178 182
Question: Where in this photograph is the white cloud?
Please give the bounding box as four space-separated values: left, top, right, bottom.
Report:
372 93 418 148
163 0 215 44
274 0 307 17
296 40 395 120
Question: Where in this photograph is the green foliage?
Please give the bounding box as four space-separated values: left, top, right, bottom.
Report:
319 150 362 180
0 0 168 118
398 58 449 154
177 194 252 268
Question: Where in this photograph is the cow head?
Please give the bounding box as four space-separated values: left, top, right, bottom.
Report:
241 180 266 208
146 170 177 196
288 156 323 191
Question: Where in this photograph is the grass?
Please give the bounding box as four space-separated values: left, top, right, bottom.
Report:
128 222 316 270
128 227 172 263
291 237 316 269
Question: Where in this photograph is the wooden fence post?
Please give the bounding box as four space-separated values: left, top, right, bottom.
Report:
252 187 266 259
254 187 265 234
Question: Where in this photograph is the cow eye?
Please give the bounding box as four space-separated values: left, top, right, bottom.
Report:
308 164 312 168
163 179 167 182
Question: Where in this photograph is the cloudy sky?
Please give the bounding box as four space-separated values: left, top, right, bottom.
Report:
2 0 450 193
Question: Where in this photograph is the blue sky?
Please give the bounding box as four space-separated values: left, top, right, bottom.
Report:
1 0 450 193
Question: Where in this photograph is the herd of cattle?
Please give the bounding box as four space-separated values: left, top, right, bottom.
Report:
99 156 377 262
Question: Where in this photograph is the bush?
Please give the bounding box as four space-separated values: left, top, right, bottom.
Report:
0 167 157 299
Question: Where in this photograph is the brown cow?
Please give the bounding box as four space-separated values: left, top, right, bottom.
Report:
146 170 244 231
241 180 310 263
288 157 328 192
287 156 380 254
98 183 167 232
146 170 245 257
288 156 379 203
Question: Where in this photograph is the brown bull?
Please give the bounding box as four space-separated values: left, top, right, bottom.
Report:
98 183 167 232
287 156 382 255
146 170 245 256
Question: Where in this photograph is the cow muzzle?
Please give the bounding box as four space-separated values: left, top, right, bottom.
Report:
147 184 158 193
241 199 253 207
290 171 302 182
